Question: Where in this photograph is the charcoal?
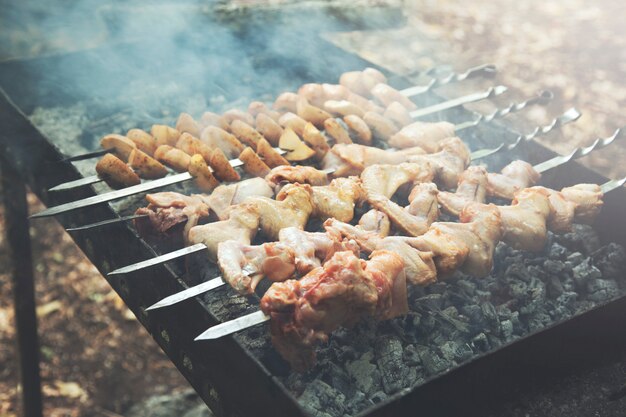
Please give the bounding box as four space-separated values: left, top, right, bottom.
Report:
346 351 379 395
416 346 448 375
370 391 388 404
440 340 474 363
500 320 514 341
403 344 422 366
546 274 566 298
471 333 491 352
549 242 568 260
505 263 533 283
299 380 346 417
321 362 355 398
527 312 553 331
480 302 500 330
593 243 626 280
586 279 620 303
345 391 367 415
416 293 444 310
375 336 407 394
544 259 565 275
572 259 602 288
567 251 585 266
456 279 477 296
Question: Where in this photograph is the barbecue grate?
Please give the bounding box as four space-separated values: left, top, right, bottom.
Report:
1 13 626 417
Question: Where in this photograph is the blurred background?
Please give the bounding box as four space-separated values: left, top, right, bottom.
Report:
0 0 625 416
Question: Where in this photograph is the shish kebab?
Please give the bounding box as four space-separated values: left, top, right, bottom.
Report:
49 80 513 193
139 129 621 310
194 177 622 371
59 64 497 163
68 110 578 242
107 127 613 292
33 106 578 219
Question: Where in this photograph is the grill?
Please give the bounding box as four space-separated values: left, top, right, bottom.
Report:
2 5 626 417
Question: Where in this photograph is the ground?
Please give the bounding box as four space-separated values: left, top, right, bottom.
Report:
1 0 625 416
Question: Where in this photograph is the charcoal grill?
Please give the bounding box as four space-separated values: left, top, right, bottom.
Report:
2 6 626 417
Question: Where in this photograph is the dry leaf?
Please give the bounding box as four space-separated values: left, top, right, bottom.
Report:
36 300 62 318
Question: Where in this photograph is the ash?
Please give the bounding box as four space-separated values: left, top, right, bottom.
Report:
211 225 626 417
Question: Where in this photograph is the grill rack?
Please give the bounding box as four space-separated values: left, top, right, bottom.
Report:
1 28 626 417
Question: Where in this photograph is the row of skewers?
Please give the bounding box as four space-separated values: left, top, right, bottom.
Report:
36 65 626 371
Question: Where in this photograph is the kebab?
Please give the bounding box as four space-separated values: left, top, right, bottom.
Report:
139 135 614 309
103 122 617 273
194 175 622 371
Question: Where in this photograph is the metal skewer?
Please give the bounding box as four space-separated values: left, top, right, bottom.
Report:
400 64 497 97
136 130 621 310
194 174 626 340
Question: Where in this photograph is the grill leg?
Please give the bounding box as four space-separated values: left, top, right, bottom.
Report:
1 161 43 417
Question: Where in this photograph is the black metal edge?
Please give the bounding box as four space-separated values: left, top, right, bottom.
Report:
0 88 308 417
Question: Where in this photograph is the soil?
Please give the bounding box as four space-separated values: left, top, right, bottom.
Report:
1 1 625 416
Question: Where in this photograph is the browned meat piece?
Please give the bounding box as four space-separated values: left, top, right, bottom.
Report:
128 149 168 179
362 111 399 141
307 177 364 222
383 102 413 128
203 177 273 220
408 137 471 189
302 84 353 107
260 250 406 371
245 184 315 240
217 240 296 295
200 126 245 159
154 145 191 172
230 120 264 148
363 171 439 237
95 153 140 189
200 112 231 132
370 83 417 110
323 100 365 118
324 118 352 145
151 125 181 147
496 188 552 252
239 147 271 178
339 70 381 98
361 162 435 199
560 183 603 223
343 115 373 145
256 138 289 168
321 143 425 177
126 129 157 156
265 165 330 188
438 166 489 216
278 112 307 136
248 101 281 121
222 108 254 127
357 209 391 236
413 203 501 277
302 122 331 160
296 98 332 129
255 113 283 146
135 192 210 239
176 113 201 138
273 92 299 113
486 160 541 199
375 237 437 286
188 203 260 261
278 227 359 275
389 121 455 151
100 134 137 162
176 133 213 163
